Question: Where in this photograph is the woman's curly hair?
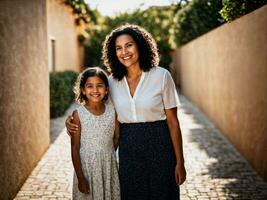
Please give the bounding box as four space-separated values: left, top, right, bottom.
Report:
102 24 159 81
73 67 109 105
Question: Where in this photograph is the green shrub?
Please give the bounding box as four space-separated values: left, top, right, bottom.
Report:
220 0 267 22
50 71 78 118
175 0 223 46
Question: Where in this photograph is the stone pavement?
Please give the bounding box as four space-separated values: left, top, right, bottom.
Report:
14 96 267 199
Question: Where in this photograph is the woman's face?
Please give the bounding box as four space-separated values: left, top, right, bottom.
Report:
115 34 139 69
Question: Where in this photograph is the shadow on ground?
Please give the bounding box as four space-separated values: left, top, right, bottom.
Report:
180 95 267 199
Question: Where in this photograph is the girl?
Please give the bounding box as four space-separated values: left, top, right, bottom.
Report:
71 67 120 200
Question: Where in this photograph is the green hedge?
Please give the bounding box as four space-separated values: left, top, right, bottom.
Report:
50 71 78 118
174 0 223 46
220 0 267 22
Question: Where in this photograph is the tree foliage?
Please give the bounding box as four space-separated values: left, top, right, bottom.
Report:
65 0 97 24
220 0 267 22
174 0 224 46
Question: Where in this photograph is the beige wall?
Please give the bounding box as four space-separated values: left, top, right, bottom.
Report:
0 0 50 199
47 0 84 72
172 5 267 181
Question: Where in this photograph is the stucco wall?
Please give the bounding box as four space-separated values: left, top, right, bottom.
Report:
172 5 267 181
0 1 49 199
47 0 83 72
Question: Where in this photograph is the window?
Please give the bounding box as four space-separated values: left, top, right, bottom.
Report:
48 37 56 72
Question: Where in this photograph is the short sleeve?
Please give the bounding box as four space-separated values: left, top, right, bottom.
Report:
162 70 180 109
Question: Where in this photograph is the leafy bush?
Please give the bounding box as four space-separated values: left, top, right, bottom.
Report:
220 0 267 22
174 0 223 46
50 71 78 118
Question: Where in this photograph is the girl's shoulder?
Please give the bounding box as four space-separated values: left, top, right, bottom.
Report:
75 105 88 118
72 107 82 124
75 105 84 113
105 101 115 113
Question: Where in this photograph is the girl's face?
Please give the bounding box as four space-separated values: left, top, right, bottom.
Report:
82 76 108 104
115 34 139 69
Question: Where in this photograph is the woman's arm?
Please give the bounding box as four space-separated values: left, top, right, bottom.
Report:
71 110 89 194
165 107 186 185
113 113 120 150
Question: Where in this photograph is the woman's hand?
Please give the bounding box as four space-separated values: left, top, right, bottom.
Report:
65 115 79 136
175 163 186 185
78 178 90 194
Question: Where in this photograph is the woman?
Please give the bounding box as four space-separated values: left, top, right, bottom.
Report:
66 24 186 200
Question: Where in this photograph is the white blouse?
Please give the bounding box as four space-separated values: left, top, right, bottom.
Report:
108 66 179 123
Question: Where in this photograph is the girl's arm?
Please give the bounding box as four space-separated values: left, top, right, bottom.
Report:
165 107 186 185
71 110 89 194
113 113 120 150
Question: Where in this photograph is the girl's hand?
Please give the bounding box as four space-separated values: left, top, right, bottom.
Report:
65 115 79 136
78 178 90 194
175 163 186 185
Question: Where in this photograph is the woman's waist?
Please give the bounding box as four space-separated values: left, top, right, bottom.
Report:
116 109 167 123
120 119 167 128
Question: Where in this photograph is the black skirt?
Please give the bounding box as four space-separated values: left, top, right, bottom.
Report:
119 120 180 200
